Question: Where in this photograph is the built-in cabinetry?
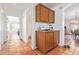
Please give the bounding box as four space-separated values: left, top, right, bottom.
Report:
36 31 59 53
36 3 55 23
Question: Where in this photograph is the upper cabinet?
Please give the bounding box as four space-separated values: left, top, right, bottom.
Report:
36 3 55 23
40 4 48 22
48 9 55 23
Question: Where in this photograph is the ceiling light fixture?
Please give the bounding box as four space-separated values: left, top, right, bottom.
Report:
70 11 79 24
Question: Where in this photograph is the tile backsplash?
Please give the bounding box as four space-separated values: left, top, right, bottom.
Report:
35 22 54 30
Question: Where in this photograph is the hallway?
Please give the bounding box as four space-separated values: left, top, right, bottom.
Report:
0 3 33 55
0 37 34 55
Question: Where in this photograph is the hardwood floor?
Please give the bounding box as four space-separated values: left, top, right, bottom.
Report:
0 38 79 55
0 39 36 55
33 39 79 55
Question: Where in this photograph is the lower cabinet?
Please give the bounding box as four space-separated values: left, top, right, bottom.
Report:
45 32 54 52
53 31 59 48
36 31 59 53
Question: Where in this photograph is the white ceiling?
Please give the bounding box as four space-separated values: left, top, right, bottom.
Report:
0 3 33 17
43 3 61 8
65 3 79 20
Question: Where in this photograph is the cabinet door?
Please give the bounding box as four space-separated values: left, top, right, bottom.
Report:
45 32 53 51
40 5 48 22
54 31 59 47
36 4 41 22
48 9 55 23
36 32 45 52
51 32 54 48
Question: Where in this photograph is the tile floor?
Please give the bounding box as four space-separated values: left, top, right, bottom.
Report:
0 37 79 55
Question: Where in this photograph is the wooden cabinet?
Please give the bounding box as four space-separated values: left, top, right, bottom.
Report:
48 9 55 23
36 3 55 23
45 32 54 51
36 31 59 53
40 5 48 22
54 31 59 48
36 32 45 52
36 4 40 22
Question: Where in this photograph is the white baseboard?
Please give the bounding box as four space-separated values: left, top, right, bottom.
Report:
0 44 1 50
32 47 37 50
58 43 64 47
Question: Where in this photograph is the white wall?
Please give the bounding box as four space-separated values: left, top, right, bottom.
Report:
0 7 7 50
20 9 28 43
31 4 64 49
19 17 23 41
52 6 64 46
27 9 32 39
0 8 2 50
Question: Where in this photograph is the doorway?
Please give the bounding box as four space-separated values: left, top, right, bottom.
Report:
64 4 79 50
7 16 20 41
